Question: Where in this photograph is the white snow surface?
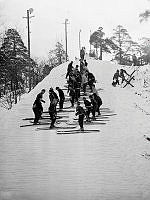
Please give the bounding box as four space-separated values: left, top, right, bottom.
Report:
1 59 150 200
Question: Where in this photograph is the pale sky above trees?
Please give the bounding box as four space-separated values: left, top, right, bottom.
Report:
0 0 150 59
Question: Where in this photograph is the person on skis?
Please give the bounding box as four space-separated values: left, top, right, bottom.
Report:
88 72 96 91
66 61 74 79
49 102 57 129
89 94 97 120
32 89 46 124
93 93 102 115
83 97 92 122
49 87 59 106
75 101 85 131
68 85 75 107
56 87 65 110
48 88 59 128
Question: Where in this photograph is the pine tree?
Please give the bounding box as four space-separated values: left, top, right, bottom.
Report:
55 42 66 65
48 41 66 67
139 10 150 22
0 28 33 102
89 27 118 60
111 25 132 64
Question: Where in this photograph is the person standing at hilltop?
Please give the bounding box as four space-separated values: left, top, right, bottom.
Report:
80 47 85 60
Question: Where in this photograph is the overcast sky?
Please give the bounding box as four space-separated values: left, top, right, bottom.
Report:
1 0 150 60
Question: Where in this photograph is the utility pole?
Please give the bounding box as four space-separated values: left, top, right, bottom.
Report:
23 8 34 92
27 10 30 58
64 19 69 62
90 30 91 55
79 29 81 51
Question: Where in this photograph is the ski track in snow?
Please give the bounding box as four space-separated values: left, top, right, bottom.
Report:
1 58 150 200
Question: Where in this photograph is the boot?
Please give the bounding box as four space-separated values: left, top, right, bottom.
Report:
80 127 84 131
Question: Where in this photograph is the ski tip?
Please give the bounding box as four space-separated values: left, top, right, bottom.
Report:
144 135 150 141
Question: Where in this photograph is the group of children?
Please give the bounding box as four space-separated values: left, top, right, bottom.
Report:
32 87 65 128
66 60 97 107
112 68 129 87
32 57 103 131
66 58 102 131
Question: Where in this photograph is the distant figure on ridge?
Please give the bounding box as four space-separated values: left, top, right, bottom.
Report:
80 47 85 60
132 54 137 66
119 69 129 84
112 69 120 87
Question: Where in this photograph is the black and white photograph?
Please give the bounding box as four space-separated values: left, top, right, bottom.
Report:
1 0 150 199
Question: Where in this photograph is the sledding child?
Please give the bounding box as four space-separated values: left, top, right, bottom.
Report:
75 101 85 131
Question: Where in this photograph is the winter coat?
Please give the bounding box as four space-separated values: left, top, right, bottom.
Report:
84 99 92 108
49 91 59 105
76 105 85 116
33 98 43 111
58 89 65 100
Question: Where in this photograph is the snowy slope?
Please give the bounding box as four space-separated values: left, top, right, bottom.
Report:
1 59 150 200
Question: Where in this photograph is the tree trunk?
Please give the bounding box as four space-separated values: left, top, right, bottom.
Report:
14 84 17 104
99 45 102 60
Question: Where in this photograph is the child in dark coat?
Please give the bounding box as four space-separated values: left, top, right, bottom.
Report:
49 102 57 129
75 101 85 131
56 87 65 110
93 93 102 115
83 97 92 122
32 89 45 124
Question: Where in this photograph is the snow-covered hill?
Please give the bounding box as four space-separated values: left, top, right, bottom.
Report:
1 58 150 200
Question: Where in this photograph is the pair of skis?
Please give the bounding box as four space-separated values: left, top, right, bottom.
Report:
57 129 100 134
